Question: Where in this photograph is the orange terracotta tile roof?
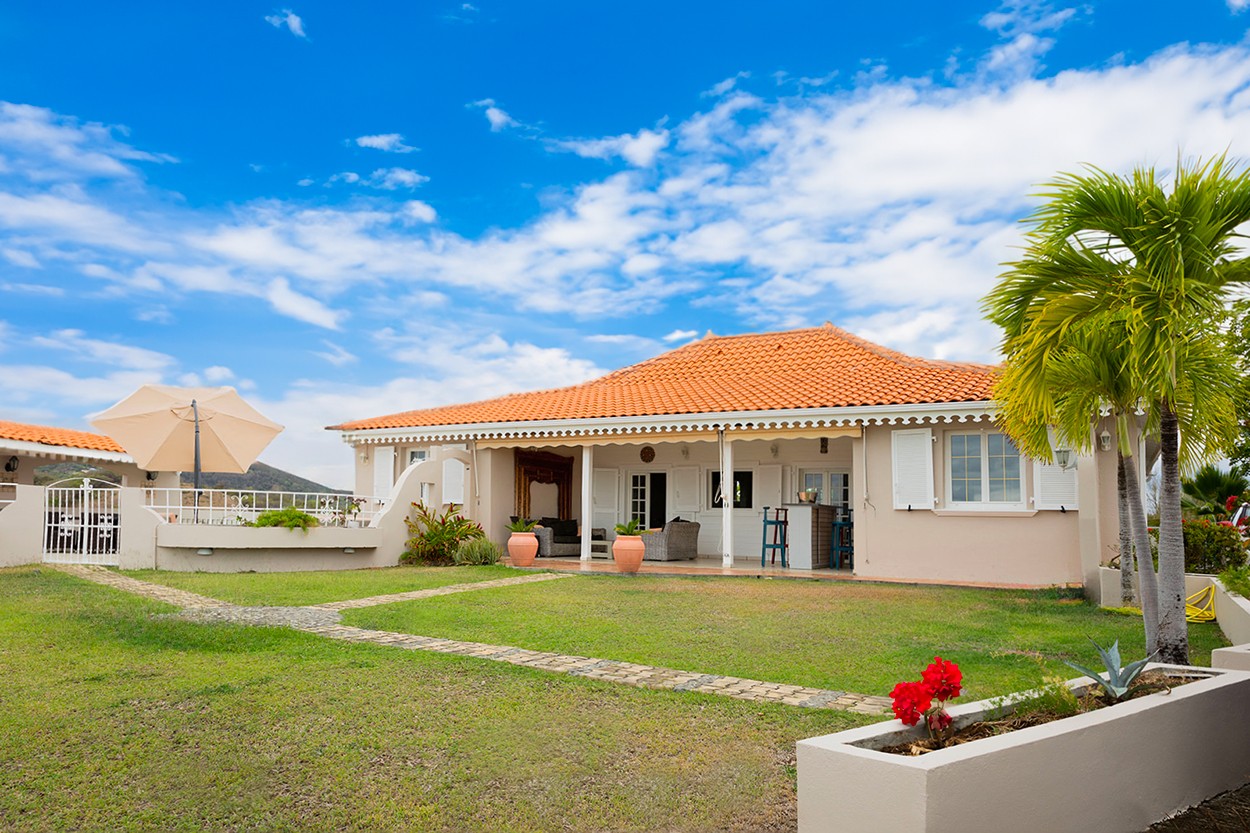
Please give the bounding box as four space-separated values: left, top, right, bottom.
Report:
330 324 998 432
0 419 126 453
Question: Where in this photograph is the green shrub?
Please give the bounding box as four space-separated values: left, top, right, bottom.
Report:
1220 565 1250 598
1180 519 1247 574
252 506 320 531
453 537 503 566
401 503 484 566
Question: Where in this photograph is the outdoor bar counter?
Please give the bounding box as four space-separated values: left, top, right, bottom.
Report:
779 503 838 569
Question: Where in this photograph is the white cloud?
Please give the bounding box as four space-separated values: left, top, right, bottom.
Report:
264 8 307 38
1 281 62 296
2 248 38 267
266 277 342 329
472 98 519 132
203 365 234 382
551 128 670 167
705 72 751 97
354 133 417 153
313 339 357 367
31 329 175 371
1231 0 1250 11
325 168 428 190
662 329 699 343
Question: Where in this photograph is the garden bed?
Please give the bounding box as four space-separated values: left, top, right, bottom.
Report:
798 665 1250 833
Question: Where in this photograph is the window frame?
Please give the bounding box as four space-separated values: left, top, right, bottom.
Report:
944 430 1026 511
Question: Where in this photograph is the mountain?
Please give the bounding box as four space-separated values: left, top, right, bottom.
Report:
35 460 340 493
179 461 343 493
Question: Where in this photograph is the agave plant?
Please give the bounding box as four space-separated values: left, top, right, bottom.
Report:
1063 639 1155 703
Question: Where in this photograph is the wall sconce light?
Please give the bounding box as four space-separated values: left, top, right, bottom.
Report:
769 443 779 459
359 447 369 464
1054 448 1076 471
820 438 829 454
195 547 214 556
1099 429 1113 452
145 470 159 481
4 456 18 473
680 445 689 459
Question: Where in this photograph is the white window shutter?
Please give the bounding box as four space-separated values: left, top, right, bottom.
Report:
892 428 934 510
372 446 395 498
442 458 466 505
1034 461 1078 510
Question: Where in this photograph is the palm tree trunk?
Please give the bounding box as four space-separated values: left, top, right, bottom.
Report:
1121 443 1159 652
1156 402 1189 665
1117 450 1137 606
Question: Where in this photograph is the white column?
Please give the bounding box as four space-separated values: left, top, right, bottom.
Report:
721 432 734 568
580 444 594 562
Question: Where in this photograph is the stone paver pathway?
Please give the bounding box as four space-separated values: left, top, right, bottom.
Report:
310 572 571 610
50 564 891 715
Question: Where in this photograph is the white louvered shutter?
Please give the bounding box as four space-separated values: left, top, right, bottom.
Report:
1034 461 1078 511
892 428 934 510
442 458 466 505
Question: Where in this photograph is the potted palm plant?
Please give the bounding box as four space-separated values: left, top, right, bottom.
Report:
612 518 647 573
505 518 539 567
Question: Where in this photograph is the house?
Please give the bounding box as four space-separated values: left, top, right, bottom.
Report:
330 324 1121 590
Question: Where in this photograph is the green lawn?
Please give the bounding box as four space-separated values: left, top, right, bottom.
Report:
0 567 868 832
343 574 1230 699
119 564 520 606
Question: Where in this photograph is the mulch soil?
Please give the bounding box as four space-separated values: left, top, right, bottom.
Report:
1149 783 1250 832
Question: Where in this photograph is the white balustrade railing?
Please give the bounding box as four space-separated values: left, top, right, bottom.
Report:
143 488 388 527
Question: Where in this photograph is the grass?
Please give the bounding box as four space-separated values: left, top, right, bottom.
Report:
343 574 1230 699
119 564 520 606
0 566 870 831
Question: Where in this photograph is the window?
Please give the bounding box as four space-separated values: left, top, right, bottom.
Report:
710 471 753 509
947 432 1023 507
408 449 428 466
798 469 850 510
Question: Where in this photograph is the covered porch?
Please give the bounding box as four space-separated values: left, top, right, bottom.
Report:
477 424 863 571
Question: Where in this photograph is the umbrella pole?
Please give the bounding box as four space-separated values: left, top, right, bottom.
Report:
193 399 201 524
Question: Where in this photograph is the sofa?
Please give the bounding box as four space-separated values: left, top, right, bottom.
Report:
642 519 701 561
533 518 605 557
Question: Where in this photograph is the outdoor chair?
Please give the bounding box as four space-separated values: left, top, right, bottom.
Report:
642 519 700 561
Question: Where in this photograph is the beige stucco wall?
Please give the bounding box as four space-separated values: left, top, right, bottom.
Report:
0 484 46 567
855 423 1083 586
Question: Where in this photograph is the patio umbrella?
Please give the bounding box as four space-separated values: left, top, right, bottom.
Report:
90 385 284 491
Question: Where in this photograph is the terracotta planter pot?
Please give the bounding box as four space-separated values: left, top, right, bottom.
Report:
612 535 645 573
507 532 538 567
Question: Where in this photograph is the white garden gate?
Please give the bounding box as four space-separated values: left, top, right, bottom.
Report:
43 478 121 565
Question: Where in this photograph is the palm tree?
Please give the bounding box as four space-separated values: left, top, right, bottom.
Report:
1181 463 1248 519
985 156 1250 664
992 318 1159 636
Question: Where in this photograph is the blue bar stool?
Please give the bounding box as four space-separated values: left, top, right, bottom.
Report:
831 512 854 569
761 506 788 567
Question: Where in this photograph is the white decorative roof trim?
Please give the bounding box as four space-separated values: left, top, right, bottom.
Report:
0 438 134 464
338 401 998 446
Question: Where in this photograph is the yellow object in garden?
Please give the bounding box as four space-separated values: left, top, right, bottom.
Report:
1185 584 1216 623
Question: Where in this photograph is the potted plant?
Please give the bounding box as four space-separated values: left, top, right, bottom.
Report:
505 517 539 567
612 518 647 573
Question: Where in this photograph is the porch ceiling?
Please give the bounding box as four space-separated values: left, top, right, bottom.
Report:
474 425 861 450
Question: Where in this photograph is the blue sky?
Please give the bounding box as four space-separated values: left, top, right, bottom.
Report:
1 1 1248 488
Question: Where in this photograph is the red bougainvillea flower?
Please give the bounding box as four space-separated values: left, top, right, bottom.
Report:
889 680 932 726
1227 495 1241 513
921 656 962 702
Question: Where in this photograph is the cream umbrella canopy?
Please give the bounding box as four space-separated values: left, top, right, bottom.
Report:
90 385 284 491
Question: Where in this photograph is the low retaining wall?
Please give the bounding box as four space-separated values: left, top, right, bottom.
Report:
150 524 396 573
1097 565 1211 607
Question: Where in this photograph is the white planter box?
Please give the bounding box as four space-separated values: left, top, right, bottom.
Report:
797 665 1250 833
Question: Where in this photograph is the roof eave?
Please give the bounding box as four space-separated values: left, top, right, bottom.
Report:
336 400 997 445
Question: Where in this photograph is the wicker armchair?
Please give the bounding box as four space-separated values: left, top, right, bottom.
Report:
642 520 701 561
